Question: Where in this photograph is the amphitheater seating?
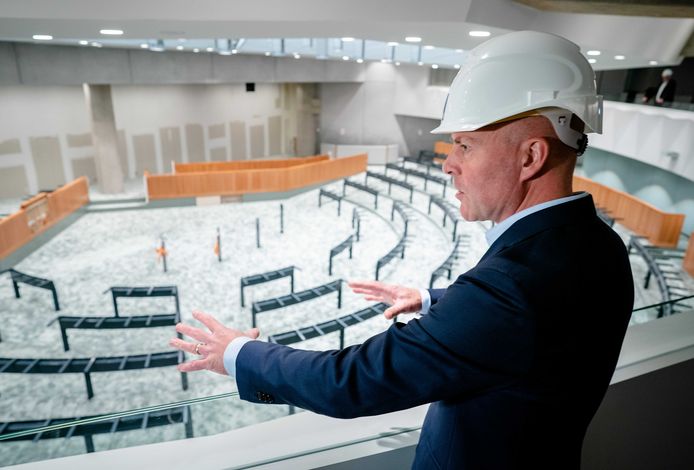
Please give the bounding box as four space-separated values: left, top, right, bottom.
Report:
430 235 470 288
105 286 180 318
429 195 462 241
343 179 379 209
385 163 448 196
5 269 60 311
0 406 193 453
240 266 296 308
329 235 354 276
365 171 414 203
251 280 343 328
318 189 343 216
268 303 388 349
629 236 692 316
390 200 413 237
351 208 362 241
0 351 188 400
53 313 180 352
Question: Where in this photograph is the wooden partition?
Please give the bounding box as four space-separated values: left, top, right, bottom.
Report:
434 141 452 156
573 175 684 247
147 154 367 200
684 237 694 277
174 155 329 173
0 177 89 260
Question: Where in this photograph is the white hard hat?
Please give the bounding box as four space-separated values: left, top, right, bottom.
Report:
431 30 602 152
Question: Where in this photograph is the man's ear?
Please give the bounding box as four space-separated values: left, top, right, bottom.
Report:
519 137 550 182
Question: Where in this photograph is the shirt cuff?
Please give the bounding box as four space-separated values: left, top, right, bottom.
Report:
419 288 432 315
223 336 255 378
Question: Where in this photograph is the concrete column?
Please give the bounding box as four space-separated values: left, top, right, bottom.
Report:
83 84 124 193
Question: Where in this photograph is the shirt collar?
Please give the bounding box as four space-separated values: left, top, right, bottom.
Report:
484 192 589 246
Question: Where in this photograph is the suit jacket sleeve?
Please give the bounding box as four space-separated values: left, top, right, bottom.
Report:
235 266 534 418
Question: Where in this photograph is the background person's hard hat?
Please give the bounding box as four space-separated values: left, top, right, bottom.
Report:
431 30 602 152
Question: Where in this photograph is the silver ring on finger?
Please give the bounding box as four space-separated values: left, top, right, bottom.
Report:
194 342 205 355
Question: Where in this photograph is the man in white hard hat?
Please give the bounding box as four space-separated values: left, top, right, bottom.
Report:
172 31 634 469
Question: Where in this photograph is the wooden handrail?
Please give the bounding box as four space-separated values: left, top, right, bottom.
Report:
173 155 330 173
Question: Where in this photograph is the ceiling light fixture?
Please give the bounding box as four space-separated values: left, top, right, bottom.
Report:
206 47 214 52
424 45 434 50
417 61 424 66
454 64 460 69
405 36 422 43
395 61 401 66
140 43 149 49
341 37 355 42
588 58 596 64
91 42 103 48
469 31 490 37
342 55 350 61
176 45 184 51
356 58 364 63
79 40 89 45
265 51 271 56
387 42 399 47
294 53 301 59
455 49 463 53
99 29 123 36
431 64 439 69
193 48 200 53
219 50 232 55
614 55 625 60
649 60 658 65
231 49 238 54
32 34 53 40
587 50 601 56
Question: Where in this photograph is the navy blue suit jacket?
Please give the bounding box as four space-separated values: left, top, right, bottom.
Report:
236 194 634 469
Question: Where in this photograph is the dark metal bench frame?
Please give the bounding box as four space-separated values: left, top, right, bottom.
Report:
251 280 343 328
105 286 180 318
365 171 414 203
329 235 354 276
240 266 295 308
318 189 343 216
343 179 379 209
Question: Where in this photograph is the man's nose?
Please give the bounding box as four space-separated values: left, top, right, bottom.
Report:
442 154 453 175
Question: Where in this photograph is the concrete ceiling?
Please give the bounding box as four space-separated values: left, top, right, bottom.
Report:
0 0 692 70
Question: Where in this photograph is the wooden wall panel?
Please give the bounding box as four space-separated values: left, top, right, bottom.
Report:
0 177 89 260
149 154 366 200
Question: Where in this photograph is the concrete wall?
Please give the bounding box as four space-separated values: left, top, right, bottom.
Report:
0 83 290 195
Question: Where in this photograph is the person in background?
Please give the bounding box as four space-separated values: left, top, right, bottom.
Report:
170 31 634 469
642 68 677 106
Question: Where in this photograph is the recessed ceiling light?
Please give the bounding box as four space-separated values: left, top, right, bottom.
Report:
176 45 184 51
99 29 123 36
469 31 490 37
294 53 301 59
454 64 460 69
405 36 422 43
424 45 434 50
387 42 399 47
265 51 271 56
614 55 625 60
431 64 439 69
356 58 364 63
342 55 350 61
231 49 238 54
417 61 424 66
193 48 200 53
79 40 89 45
649 60 658 65
455 49 463 53
91 42 102 48
206 47 214 52
395 61 401 66
588 58 596 64
341 37 355 42
219 50 232 55
140 43 149 49
33 34 53 40
587 50 601 56
381 59 391 63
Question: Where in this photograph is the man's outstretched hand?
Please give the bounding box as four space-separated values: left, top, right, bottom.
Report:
169 310 259 375
348 280 422 320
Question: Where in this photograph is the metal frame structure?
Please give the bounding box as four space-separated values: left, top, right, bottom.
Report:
105 286 180 318
251 280 343 328
365 171 414 203
343 179 379 209
428 195 461 241
240 266 295 308
318 189 343 216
